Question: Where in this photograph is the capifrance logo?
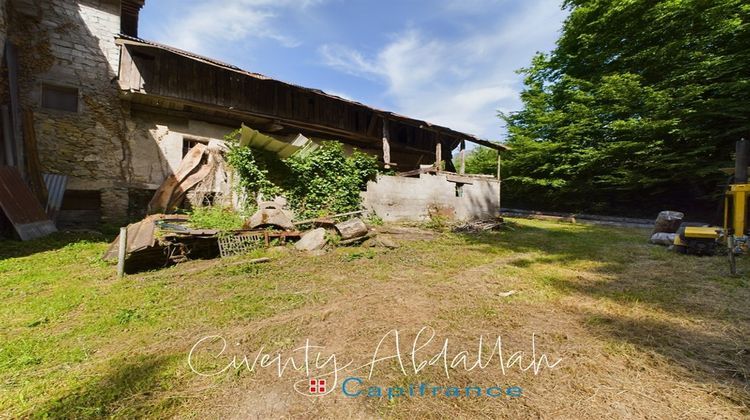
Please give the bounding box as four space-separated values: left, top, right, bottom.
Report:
338 377 522 399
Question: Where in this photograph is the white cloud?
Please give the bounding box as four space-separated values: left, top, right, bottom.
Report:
158 0 326 54
318 0 567 140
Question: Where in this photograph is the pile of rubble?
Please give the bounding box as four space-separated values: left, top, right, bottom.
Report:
104 202 397 274
451 217 505 233
649 210 684 246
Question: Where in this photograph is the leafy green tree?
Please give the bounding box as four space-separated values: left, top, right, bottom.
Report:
502 0 750 217
463 146 499 175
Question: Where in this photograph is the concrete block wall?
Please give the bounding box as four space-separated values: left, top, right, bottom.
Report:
362 173 501 222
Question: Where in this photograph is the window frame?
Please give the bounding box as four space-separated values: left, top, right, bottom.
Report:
40 83 80 113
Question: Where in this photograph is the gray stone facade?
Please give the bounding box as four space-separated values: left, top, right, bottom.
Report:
3 0 236 226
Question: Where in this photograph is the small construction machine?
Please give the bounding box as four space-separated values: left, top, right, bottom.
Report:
674 138 749 274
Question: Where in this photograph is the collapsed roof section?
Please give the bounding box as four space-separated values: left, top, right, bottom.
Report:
115 35 508 170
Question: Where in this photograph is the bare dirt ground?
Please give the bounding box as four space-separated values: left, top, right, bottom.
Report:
1 218 748 419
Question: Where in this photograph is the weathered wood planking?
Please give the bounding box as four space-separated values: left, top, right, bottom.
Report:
118 43 463 156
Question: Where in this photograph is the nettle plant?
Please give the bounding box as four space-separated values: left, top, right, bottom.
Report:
225 130 379 219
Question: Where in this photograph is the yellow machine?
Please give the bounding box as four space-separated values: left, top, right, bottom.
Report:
674 139 749 274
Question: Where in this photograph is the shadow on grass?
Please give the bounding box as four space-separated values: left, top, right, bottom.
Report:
0 232 111 261
455 221 750 406
34 354 180 418
587 313 750 384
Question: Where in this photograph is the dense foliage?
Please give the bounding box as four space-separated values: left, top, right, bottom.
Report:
463 146 500 176
226 135 379 220
225 131 284 200
285 142 379 219
501 0 750 218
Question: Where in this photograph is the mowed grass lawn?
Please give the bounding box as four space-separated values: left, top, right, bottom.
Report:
1 219 748 418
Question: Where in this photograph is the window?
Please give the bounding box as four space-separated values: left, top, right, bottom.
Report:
41 84 79 112
182 138 208 157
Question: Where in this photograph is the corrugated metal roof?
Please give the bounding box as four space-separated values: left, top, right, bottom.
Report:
239 125 318 159
43 173 68 220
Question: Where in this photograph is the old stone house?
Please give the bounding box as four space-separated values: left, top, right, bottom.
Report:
0 0 506 230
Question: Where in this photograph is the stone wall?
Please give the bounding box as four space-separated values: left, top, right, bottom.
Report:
362 173 501 222
0 0 6 63
0 0 7 100
8 0 132 224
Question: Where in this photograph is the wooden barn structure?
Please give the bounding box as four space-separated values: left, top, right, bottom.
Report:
115 35 508 172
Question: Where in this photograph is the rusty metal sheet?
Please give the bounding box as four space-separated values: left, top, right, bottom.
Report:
103 214 193 261
0 166 57 240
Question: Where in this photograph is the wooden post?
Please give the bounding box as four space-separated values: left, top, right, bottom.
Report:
435 134 442 170
496 151 501 180
459 140 466 175
6 42 25 180
497 152 502 212
1 105 13 167
382 118 391 169
117 227 127 278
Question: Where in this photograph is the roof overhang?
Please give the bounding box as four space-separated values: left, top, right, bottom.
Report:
115 36 509 153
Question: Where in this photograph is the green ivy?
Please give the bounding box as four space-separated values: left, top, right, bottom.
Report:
284 142 379 219
225 134 379 220
224 130 283 207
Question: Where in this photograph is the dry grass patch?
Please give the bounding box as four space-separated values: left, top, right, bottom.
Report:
0 219 748 418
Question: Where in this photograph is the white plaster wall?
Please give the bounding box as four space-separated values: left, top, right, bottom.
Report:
126 113 235 188
362 173 500 222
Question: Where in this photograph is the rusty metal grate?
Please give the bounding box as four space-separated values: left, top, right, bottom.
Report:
217 233 265 258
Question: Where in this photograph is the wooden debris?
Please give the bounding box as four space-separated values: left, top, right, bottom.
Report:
452 218 505 233
293 210 364 226
22 109 47 206
498 290 517 298
339 232 374 246
147 144 206 213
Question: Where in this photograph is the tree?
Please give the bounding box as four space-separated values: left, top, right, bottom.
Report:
501 0 750 218
463 146 499 175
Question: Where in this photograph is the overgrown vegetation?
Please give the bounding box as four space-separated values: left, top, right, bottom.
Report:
187 206 245 231
225 130 379 219
500 0 750 218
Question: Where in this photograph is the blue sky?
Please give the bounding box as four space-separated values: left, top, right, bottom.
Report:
138 0 568 141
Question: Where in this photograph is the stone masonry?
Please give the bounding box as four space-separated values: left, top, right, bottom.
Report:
4 0 236 226
8 0 131 224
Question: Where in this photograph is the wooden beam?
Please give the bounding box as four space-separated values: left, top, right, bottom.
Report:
496 151 502 180
1 105 14 166
435 134 442 169
366 112 379 137
382 118 391 169
459 139 466 175
125 92 438 156
5 42 24 180
22 110 48 206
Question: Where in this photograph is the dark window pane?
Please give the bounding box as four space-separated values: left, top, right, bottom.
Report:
41 84 78 112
